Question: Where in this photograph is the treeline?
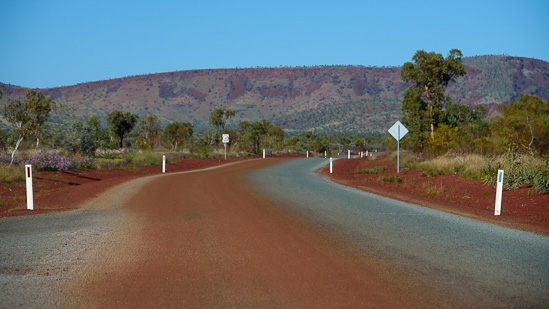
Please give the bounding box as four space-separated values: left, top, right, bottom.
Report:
0 90 385 166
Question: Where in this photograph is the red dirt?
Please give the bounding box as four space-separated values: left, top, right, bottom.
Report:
3 154 547 237
66 158 448 308
317 155 549 236
0 158 248 217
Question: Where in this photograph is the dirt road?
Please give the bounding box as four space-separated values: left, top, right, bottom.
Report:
63 158 441 308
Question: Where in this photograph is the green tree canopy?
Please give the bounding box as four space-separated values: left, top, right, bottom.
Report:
164 122 193 150
490 95 549 155
137 115 162 150
63 115 109 155
401 49 466 145
107 110 138 149
3 90 56 163
209 108 236 132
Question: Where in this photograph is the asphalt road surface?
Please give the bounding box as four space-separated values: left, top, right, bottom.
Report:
1 158 548 308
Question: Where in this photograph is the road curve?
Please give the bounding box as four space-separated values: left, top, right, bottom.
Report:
2 158 548 308
249 158 549 308
64 158 438 308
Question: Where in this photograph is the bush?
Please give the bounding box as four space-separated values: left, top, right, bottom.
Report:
482 154 548 194
23 151 95 172
0 164 25 183
26 151 72 171
355 166 388 175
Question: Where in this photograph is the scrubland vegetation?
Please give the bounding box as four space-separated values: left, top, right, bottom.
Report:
0 49 547 198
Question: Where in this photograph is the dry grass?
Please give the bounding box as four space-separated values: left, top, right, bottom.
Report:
0 164 25 183
419 154 487 179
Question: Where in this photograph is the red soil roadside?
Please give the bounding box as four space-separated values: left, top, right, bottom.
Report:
317 155 549 236
0 158 245 217
2 154 547 237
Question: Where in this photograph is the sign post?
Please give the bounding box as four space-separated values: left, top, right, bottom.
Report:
495 170 504 216
388 121 408 173
222 134 229 160
25 165 34 210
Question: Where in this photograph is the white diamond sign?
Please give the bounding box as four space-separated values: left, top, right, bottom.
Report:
388 121 408 141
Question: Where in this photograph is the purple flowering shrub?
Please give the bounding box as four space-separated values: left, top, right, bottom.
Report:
23 151 95 172
25 151 72 171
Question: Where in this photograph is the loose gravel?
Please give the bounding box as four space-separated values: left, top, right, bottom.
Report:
0 176 156 308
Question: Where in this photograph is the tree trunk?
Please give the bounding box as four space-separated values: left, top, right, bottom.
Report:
429 104 435 141
10 136 24 165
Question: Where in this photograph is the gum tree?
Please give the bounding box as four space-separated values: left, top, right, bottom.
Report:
3 90 56 164
107 110 138 149
209 108 236 132
401 49 466 144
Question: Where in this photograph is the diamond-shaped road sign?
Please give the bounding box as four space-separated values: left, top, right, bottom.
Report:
388 121 408 141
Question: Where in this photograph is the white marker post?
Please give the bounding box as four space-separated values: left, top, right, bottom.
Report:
162 155 166 173
222 134 229 160
495 170 504 216
348 150 350 159
263 149 266 159
325 151 327 158
330 157 333 174
25 165 34 210
388 121 408 173
307 150 309 158
366 150 369 157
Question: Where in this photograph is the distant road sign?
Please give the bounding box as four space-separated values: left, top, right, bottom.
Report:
222 134 230 144
388 121 408 141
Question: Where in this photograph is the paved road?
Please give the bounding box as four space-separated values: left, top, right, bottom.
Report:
1 158 548 308
249 157 549 308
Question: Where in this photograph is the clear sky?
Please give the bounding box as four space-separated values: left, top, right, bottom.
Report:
1 0 548 89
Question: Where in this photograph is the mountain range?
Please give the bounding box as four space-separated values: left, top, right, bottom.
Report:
1 55 548 133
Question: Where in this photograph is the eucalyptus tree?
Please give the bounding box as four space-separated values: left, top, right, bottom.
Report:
3 90 56 164
209 108 236 132
164 122 193 150
107 110 139 149
401 49 466 144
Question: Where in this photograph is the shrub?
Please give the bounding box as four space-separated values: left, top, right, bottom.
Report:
26 151 72 171
22 151 95 172
355 166 388 175
377 174 403 184
482 154 548 194
0 164 25 183
70 156 96 170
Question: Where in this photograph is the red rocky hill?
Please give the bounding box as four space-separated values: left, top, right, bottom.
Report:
1 55 548 133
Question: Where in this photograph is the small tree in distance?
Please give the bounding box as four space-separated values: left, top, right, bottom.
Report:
107 110 138 149
164 122 193 150
209 108 236 132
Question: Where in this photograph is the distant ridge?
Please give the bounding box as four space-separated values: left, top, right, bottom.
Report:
1 56 548 133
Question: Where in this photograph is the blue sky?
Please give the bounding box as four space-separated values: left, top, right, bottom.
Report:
1 0 548 88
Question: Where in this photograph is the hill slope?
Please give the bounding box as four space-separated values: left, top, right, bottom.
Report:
1 55 548 133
